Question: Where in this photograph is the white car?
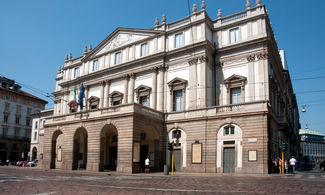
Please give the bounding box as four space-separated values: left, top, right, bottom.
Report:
26 159 38 167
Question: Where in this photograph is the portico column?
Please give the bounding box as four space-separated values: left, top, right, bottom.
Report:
123 75 129 104
151 67 158 109
157 66 165 111
100 81 105 108
105 80 110 107
129 74 135 103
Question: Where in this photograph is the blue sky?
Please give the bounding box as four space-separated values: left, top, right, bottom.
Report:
1 0 325 134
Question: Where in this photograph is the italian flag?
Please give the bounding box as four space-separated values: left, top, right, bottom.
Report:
72 86 77 109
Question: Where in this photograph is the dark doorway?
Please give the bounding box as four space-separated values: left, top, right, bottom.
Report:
170 149 181 171
108 146 117 171
223 147 235 173
140 145 148 172
32 147 37 160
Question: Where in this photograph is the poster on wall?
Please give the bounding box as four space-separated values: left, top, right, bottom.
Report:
133 142 140 162
248 150 257 161
192 142 202 164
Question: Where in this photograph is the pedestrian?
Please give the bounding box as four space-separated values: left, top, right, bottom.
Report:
145 156 150 173
272 157 278 173
6 159 9 166
284 159 288 174
289 156 296 174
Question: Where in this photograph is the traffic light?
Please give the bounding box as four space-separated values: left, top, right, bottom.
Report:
280 142 288 151
168 143 174 151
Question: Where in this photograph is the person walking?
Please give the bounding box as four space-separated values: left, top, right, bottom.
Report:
289 156 296 174
145 156 150 173
278 157 282 174
284 159 288 174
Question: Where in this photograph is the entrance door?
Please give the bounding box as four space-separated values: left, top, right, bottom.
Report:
140 145 148 172
223 147 235 173
109 146 117 171
171 149 181 171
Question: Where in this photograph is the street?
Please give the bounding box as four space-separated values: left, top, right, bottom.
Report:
0 167 324 194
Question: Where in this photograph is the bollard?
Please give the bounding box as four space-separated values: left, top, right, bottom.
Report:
163 164 169 175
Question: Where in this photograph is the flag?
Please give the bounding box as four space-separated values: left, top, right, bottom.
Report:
72 86 77 109
78 83 85 110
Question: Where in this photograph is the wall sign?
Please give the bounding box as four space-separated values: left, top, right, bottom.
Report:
248 150 257 161
192 141 202 164
133 142 140 162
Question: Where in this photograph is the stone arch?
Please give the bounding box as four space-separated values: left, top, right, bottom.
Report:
72 127 88 170
167 127 187 170
99 124 118 171
32 147 37 161
216 123 243 173
136 125 160 172
50 130 63 169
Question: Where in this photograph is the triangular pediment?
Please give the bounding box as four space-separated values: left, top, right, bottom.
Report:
224 74 247 84
168 77 188 86
88 96 99 103
134 85 151 93
109 91 123 98
85 28 162 60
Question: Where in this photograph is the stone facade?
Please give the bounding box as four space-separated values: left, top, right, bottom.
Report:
41 1 299 174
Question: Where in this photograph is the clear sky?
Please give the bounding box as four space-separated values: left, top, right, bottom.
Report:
1 0 325 134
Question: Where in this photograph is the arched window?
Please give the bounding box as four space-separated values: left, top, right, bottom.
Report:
224 125 235 135
172 130 181 139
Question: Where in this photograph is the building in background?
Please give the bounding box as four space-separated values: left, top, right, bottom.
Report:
30 109 53 161
41 0 299 174
299 128 325 162
0 76 47 164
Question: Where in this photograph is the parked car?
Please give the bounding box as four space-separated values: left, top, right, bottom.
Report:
26 159 38 167
16 161 27 167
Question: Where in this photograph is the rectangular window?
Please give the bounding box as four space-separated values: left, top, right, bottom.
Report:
230 28 239 43
26 118 30 126
34 132 37 141
175 33 183 48
139 96 148 106
16 105 21 114
230 88 241 104
141 43 148 56
114 52 121 64
74 67 79 78
5 103 10 112
92 60 99 71
3 115 8 123
173 90 183 111
35 121 38 129
14 128 20 136
15 116 20 124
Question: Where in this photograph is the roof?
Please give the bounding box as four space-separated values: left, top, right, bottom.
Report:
0 86 48 104
299 129 324 137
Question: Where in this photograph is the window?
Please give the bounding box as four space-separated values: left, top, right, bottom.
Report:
5 103 10 112
27 108 32 116
109 91 123 106
141 43 148 56
172 130 181 139
2 128 8 136
112 135 118 142
224 125 235 135
230 88 241 104
114 52 121 64
26 118 30 126
173 90 183 111
175 33 183 48
230 28 239 43
16 105 21 114
14 128 20 136
139 96 148 106
140 133 146 141
92 60 99 71
3 115 8 123
35 121 38 129
74 67 80 78
88 96 100 110
34 132 37 141
15 116 20 124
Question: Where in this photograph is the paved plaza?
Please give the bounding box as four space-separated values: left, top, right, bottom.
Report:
0 166 324 194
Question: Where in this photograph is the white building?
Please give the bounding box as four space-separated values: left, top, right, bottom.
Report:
41 0 299 174
30 109 53 161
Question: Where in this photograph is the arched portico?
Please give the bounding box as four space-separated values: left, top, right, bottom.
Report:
99 124 118 171
72 127 88 170
50 130 63 169
135 125 160 172
216 123 243 173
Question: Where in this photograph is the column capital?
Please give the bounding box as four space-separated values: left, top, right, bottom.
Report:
128 73 135 79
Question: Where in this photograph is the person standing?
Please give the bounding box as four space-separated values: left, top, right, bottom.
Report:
145 156 150 173
278 157 282 174
289 156 296 174
284 159 288 174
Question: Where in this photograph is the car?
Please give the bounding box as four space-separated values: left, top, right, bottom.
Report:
16 161 27 167
26 159 38 167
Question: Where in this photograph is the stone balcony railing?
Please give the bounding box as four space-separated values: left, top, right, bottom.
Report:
166 101 269 121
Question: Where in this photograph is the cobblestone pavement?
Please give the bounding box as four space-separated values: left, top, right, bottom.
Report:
0 166 324 195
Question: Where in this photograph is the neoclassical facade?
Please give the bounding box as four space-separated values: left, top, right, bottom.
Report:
41 0 299 174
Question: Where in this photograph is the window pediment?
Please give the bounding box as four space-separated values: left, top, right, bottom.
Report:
224 74 247 84
168 77 187 91
135 85 151 97
109 91 123 98
88 96 100 104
